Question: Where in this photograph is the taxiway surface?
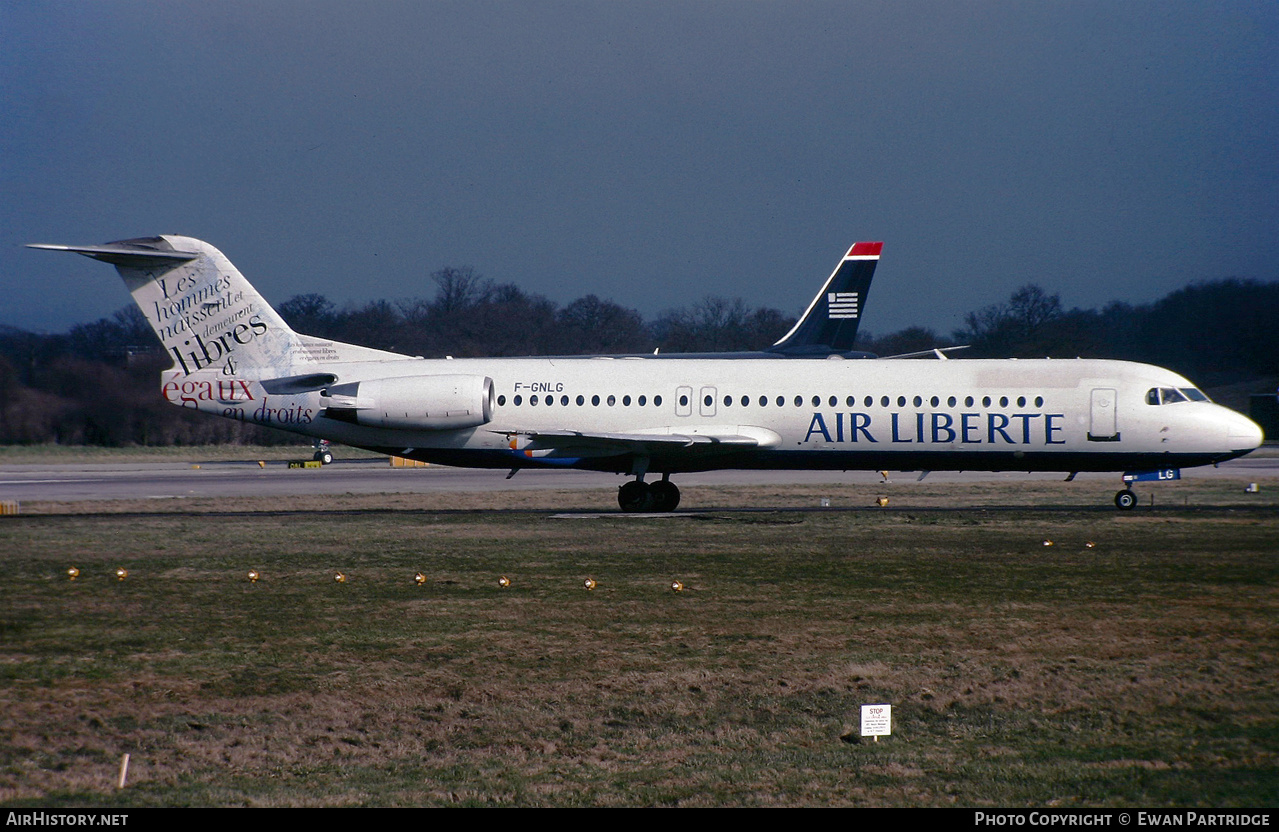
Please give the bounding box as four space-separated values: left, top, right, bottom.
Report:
1 455 1275 503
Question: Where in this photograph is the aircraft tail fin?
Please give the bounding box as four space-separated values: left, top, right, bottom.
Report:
29 236 398 378
768 241 880 356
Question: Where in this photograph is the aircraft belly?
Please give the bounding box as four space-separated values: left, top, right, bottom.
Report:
370 444 1229 477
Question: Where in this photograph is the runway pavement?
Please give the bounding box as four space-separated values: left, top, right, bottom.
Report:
1 453 1275 503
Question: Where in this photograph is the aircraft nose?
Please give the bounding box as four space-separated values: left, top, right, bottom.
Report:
1225 410 1265 451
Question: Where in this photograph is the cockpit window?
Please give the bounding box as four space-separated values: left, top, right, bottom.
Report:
1147 387 1206 405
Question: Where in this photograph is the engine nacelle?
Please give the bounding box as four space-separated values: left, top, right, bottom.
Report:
321 374 494 431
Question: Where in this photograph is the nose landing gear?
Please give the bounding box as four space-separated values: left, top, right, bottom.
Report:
617 476 681 512
1115 469 1179 510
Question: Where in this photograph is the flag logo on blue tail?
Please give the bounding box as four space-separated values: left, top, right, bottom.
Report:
827 292 859 319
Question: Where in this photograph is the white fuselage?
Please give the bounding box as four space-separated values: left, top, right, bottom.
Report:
171 354 1263 476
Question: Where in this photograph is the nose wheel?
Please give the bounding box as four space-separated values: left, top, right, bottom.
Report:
618 478 681 512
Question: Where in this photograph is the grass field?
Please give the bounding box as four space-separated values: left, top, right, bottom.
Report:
1 481 1276 807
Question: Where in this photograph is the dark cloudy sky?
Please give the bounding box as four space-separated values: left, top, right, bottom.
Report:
3 1 1275 339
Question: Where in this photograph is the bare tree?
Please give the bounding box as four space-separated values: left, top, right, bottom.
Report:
430 267 492 317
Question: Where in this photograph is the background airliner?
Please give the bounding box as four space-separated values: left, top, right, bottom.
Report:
31 236 1263 511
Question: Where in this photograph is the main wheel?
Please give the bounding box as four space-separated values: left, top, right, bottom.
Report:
648 480 681 512
1114 489 1137 510
314 450 334 465
618 481 652 512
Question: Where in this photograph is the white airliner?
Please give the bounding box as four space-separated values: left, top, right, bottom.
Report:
30 236 1264 511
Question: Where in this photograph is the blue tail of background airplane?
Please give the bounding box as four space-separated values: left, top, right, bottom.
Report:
768 241 881 356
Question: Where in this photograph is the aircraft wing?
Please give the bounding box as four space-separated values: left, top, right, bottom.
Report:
493 425 781 458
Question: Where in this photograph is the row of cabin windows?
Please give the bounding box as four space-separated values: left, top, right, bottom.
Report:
713 394 1045 409
500 394 663 408
497 393 1047 409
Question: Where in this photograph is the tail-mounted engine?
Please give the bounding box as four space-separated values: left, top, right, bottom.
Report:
321 374 494 431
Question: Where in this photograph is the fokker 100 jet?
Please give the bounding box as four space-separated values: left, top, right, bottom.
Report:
30 237 1264 512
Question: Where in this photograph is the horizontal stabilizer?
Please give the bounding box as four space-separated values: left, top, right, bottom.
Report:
28 240 199 267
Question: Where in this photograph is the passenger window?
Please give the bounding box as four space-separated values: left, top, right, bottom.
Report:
1034 396 1043 407
623 395 631 406
592 395 601 406
982 396 991 407
576 395 585 406
947 396 956 407
531 395 539 405
742 395 750 406
775 396 784 407
846 396 855 407
966 396 974 407
638 395 647 406
514 395 522 406
498 395 506 406
897 396 906 407
865 396 873 407
999 396 1009 407
795 396 803 407
930 396 939 407
812 396 821 407
679 394 688 407
913 396 922 407
760 396 768 407
561 395 569 406
654 395 663 406
724 395 733 406
607 395 616 406
881 396 889 407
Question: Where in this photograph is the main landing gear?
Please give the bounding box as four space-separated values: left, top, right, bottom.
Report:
618 475 681 513
1114 488 1137 510
312 439 333 465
